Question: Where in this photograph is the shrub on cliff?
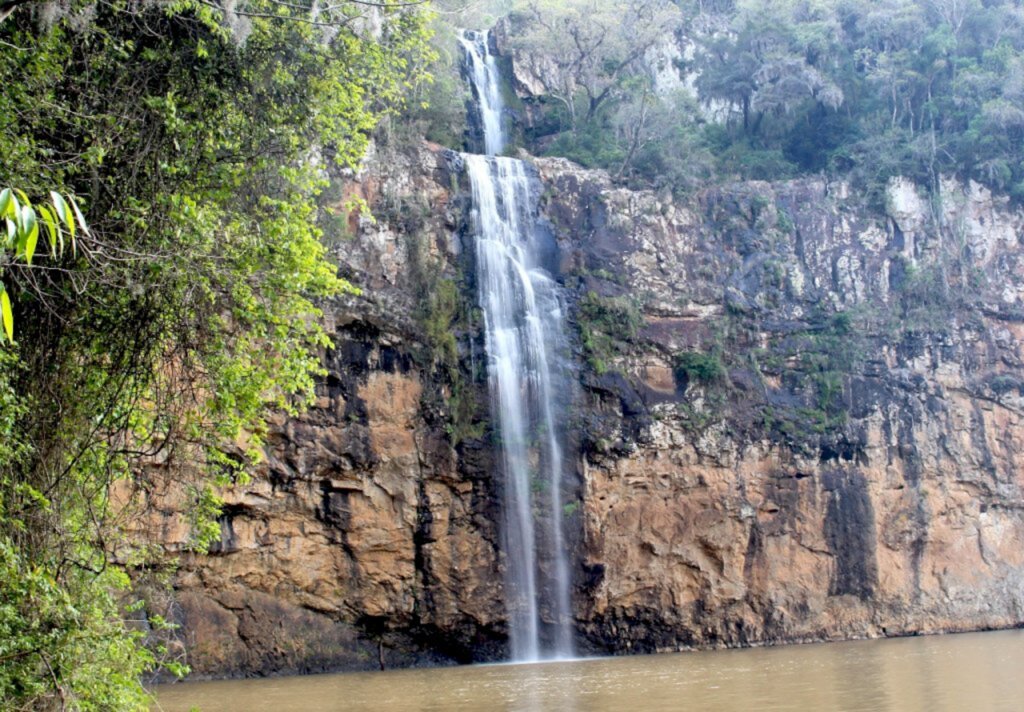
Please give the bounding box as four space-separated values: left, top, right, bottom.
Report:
674 351 727 387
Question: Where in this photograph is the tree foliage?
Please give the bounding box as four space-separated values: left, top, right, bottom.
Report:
511 0 680 127
506 0 715 186
0 188 89 343
0 0 432 708
693 0 1024 196
505 0 1024 201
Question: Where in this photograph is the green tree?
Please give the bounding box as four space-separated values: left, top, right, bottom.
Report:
695 2 843 135
511 0 681 128
0 0 432 708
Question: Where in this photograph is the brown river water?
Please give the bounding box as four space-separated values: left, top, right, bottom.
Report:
153 629 1024 711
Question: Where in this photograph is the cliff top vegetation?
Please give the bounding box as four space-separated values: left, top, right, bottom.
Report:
431 0 1024 204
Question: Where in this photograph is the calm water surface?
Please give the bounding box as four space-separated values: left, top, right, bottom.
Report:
154 629 1024 711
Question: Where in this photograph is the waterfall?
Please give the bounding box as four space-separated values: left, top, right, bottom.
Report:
459 30 505 157
460 30 574 662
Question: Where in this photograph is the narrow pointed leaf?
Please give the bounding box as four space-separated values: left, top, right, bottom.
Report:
25 216 39 265
0 288 13 343
38 205 59 256
50 192 71 228
16 206 30 253
69 195 89 236
18 206 38 262
56 194 77 256
0 189 11 218
13 188 29 206
5 193 19 222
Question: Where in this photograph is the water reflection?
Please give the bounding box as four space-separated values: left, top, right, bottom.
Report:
154 630 1024 712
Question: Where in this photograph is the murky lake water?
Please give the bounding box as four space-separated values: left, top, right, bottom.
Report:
154 629 1024 711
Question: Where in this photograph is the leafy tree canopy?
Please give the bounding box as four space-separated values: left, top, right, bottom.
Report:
503 0 1024 201
0 0 432 708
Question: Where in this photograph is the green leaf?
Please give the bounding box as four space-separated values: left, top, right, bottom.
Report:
18 206 38 263
38 204 59 256
69 195 89 236
16 203 27 236
0 189 11 218
4 192 20 223
50 191 72 229
0 288 13 343
25 218 39 265
4 218 14 248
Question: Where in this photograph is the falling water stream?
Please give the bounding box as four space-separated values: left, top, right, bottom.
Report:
460 29 574 661
459 31 505 157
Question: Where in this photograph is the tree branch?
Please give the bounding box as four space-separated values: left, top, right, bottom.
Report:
0 0 35 24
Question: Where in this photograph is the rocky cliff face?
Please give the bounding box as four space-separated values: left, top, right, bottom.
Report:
141 140 510 676
149 132 1024 677
538 160 1024 652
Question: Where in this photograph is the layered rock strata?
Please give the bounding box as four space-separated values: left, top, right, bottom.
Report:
538 159 1024 651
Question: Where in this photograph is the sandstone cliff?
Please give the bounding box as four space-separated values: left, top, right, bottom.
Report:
149 134 1024 676
539 160 1024 652
141 140 506 676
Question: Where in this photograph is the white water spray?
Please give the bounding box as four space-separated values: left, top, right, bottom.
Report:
459 30 505 157
460 29 574 662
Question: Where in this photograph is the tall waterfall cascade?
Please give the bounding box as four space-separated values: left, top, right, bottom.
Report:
460 29 575 662
459 31 506 156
